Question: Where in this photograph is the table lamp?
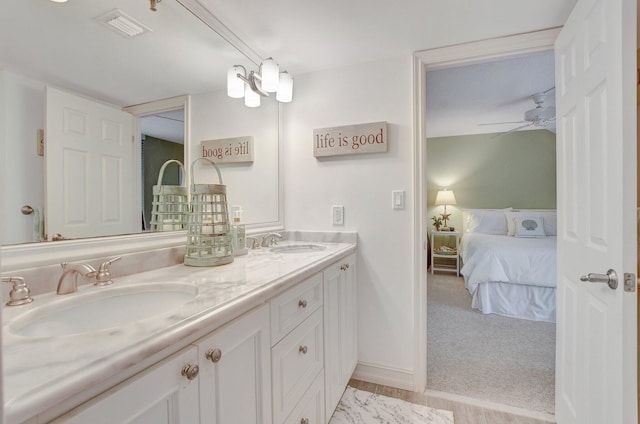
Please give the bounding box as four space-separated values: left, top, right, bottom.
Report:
435 189 456 230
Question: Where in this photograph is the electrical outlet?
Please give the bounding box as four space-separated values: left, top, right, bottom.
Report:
332 205 344 225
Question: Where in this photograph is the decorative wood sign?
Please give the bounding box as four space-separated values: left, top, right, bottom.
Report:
313 121 388 157
201 136 254 164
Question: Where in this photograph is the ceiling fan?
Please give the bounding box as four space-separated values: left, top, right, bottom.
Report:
479 87 556 136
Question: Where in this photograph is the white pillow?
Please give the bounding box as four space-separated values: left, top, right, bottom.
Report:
514 216 546 237
510 209 557 236
462 208 512 235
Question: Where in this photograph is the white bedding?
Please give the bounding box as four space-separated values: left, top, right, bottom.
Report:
459 233 557 322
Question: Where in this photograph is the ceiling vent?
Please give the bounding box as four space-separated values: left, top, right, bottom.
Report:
95 9 151 38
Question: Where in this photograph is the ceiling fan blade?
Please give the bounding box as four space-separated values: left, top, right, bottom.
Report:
503 122 534 135
478 121 527 126
543 86 555 95
491 122 534 138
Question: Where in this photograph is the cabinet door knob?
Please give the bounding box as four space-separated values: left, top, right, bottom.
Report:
298 299 308 308
206 348 222 363
299 345 308 355
300 418 310 424
181 364 199 380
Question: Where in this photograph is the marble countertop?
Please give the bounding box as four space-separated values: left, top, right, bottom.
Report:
3 233 356 423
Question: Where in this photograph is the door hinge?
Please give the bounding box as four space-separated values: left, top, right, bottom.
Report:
623 273 636 292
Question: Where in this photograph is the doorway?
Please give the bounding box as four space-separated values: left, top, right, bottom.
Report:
411 27 561 409
124 95 191 232
424 51 557 414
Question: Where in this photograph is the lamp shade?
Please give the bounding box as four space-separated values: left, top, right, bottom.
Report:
276 71 293 103
227 66 245 98
244 85 260 107
260 58 279 93
435 189 456 206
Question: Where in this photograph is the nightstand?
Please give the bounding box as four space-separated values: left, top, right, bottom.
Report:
430 231 460 276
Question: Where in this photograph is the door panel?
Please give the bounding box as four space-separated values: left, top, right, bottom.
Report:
554 0 637 422
45 86 136 239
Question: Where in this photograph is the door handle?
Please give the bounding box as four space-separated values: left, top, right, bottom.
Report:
580 269 618 290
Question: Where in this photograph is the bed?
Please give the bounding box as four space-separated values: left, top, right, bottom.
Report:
459 208 557 322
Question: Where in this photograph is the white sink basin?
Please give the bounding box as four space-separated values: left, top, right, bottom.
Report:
270 244 327 254
8 283 198 338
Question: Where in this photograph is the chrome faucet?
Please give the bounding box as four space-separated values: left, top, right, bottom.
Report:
57 262 98 295
261 232 282 247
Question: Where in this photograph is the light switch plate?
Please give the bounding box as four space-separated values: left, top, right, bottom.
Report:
392 190 405 210
332 205 344 225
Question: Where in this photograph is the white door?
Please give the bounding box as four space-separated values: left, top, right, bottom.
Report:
554 0 637 422
45 86 136 239
197 304 272 424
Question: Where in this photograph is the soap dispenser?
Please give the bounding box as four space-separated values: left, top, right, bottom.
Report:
231 205 248 256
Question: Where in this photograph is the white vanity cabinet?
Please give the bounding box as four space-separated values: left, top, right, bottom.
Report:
270 273 325 424
40 250 357 424
196 304 272 424
50 346 201 424
50 305 271 424
323 254 357 420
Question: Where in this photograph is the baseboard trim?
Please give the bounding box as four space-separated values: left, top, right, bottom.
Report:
352 361 415 391
425 389 556 422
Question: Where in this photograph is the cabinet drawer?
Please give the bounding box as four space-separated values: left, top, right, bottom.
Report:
283 372 325 424
270 273 323 345
272 308 324 424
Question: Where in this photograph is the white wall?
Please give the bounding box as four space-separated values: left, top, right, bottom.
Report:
283 55 416 384
0 71 45 245
190 90 280 226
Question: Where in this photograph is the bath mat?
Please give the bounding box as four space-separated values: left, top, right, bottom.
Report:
329 386 454 424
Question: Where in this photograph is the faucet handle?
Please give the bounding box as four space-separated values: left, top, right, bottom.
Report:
245 236 261 250
2 276 34 306
96 256 121 286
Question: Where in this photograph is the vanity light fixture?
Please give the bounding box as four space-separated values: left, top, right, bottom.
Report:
227 59 293 108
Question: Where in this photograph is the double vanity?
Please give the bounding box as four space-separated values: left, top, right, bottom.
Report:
3 232 357 424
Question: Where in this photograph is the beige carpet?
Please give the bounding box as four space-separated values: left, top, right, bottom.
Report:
330 386 454 424
427 273 555 414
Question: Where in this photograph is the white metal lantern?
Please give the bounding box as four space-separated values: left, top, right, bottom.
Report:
184 158 233 267
149 160 188 232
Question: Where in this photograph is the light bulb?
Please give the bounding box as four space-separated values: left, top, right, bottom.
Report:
276 71 293 103
260 58 279 93
227 66 245 99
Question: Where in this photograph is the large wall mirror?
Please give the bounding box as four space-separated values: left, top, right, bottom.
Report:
0 0 282 252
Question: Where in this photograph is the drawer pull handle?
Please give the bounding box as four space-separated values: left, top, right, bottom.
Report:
206 348 222 363
181 364 199 380
300 418 310 424
299 345 308 355
298 299 308 308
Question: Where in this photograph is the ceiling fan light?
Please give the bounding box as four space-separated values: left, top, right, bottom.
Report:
276 71 293 103
260 58 279 93
244 85 261 107
227 66 245 99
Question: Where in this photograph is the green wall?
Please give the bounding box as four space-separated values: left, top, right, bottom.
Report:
427 129 556 232
142 136 184 230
